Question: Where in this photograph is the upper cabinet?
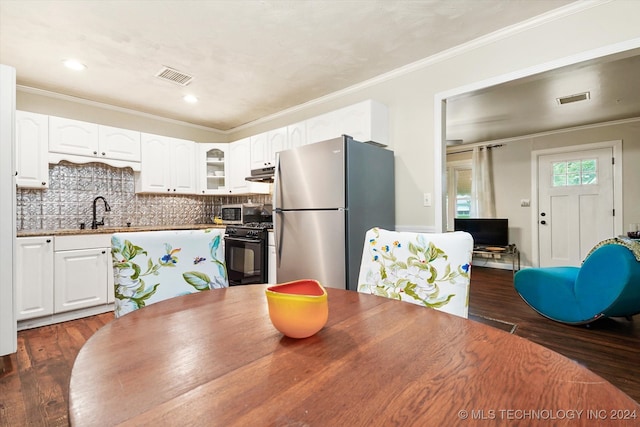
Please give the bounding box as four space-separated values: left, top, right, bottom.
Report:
16 111 49 189
287 121 307 151
243 100 388 172
250 127 287 170
230 138 270 195
135 133 196 194
306 100 389 146
196 143 229 195
49 116 141 170
49 116 99 157
98 125 141 162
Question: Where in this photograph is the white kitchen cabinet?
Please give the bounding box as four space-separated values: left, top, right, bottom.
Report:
229 138 270 195
16 236 54 321
287 121 307 151
15 111 49 189
49 116 142 169
54 235 112 314
268 231 276 284
172 139 197 193
136 133 196 194
49 116 99 157
306 109 339 145
250 127 287 170
98 125 141 162
249 132 268 170
196 143 229 194
306 100 389 146
54 248 109 313
229 138 252 194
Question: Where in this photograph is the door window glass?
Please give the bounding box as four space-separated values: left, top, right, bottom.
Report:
552 159 597 187
446 160 472 230
455 168 472 217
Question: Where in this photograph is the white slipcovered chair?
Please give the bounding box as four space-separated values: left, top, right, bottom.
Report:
357 227 473 318
111 228 228 318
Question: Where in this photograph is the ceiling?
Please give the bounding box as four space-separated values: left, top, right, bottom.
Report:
446 47 640 145
2 1 638 145
0 0 578 134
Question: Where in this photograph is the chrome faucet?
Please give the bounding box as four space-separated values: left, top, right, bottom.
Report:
91 196 111 229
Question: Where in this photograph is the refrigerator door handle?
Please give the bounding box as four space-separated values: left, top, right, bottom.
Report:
275 209 283 268
274 151 282 210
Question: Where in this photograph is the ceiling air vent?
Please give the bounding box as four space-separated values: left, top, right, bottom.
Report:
556 91 590 105
155 66 193 86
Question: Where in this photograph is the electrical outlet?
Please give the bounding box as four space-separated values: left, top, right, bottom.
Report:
423 192 432 207
520 199 530 207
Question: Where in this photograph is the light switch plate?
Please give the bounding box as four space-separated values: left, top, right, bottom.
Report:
423 192 432 207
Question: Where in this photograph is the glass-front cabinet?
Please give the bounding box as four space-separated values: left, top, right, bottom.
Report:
197 143 229 194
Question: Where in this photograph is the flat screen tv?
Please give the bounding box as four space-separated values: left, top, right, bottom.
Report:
454 218 509 247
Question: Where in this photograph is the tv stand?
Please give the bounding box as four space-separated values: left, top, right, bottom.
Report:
472 244 520 275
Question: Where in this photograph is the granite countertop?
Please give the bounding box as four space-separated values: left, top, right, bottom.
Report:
17 224 225 238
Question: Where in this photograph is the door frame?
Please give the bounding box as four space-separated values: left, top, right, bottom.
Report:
530 140 622 267
434 38 640 234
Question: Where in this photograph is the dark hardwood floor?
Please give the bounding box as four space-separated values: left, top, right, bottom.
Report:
469 267 640 405
0 312 113 427
1 267 638 426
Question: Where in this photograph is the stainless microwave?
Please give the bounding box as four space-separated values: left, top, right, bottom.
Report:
221 204 243 224
221 203 269 225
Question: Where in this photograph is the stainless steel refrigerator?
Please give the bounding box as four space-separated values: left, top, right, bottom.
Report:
274 135 394 291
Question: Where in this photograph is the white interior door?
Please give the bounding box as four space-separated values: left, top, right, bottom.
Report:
538 147 614 267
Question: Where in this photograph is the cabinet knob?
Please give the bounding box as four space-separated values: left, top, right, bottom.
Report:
173 189 176 192
41 182 46 186
46 239 51 243
167 189 171 192
102 250 106 254
101 152 106 156
93 151 98 155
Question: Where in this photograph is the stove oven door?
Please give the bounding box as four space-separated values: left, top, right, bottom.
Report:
224 235 266 285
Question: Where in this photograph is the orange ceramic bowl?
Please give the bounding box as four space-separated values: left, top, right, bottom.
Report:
265 279 328 339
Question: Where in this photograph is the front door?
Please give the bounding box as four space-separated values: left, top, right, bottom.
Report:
537 146 614 267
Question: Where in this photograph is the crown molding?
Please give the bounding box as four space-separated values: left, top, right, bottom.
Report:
16 85 227 135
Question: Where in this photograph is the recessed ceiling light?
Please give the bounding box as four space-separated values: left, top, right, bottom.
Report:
183 95 198 104
62 59 87 71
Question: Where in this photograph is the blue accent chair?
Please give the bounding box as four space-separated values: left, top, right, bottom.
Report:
514 241 640 325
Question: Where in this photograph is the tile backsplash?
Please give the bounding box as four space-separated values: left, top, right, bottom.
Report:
16 162 271 232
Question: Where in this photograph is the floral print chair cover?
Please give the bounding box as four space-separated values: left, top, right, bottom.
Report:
357 228 473 318
111 229 228 318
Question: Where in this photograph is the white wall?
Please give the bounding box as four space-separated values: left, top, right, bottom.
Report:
475 120 639 267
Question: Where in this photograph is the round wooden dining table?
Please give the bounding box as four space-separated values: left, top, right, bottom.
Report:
69 286 640 426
